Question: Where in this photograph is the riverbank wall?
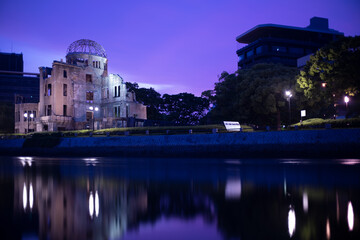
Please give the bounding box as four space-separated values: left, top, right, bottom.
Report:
1 129 359 158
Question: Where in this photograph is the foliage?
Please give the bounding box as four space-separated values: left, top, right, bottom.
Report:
211 63 299 127
296 36 360 117
292 117 360 128
126 82 164 120
161 93 210 125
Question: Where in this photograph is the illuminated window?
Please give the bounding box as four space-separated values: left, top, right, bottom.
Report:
86 91 94 102
86 74 92 83
48 84 51 96
24 111 27 122
272 46 287 53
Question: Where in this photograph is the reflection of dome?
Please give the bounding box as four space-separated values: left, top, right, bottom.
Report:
66 39 107 58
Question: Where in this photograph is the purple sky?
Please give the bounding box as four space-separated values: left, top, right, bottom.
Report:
0 0 359 96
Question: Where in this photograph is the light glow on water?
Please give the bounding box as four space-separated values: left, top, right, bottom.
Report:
95 191 99 217
303 192 308 213
23 183 27 210
288 207 296 237
29 183 34 210
348 201 354 231
225 179 241 199
89 192 94 218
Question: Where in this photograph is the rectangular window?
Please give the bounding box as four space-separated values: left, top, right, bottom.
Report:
63 105 67 116
15 111 19 122
86 74 92 83
24 111 27 122
238 54 244 61
114 107 118 117
47 84 52 96
63 70 67 78
86 111 92 121
47 105 52 116
126 105 129 118
114 86 117 97
118 86 120 97
255 46 263 54
246 50 253 58
86 91 94 101
289 47 303 55
33 111 36 120
63 84 67 96
107 88 109 98
272 46 287 53
93 61 95 68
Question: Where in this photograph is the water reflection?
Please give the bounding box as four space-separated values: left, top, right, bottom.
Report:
1 157 359 239
348 201 354 231
288 206 296 237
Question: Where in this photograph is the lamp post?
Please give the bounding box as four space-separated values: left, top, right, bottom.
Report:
285 91 293 125
89 106 99 131
23 112 34 133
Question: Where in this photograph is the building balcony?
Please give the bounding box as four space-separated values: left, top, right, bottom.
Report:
39 115 73 124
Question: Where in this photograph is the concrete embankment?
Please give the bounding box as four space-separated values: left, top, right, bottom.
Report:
1 129 360 158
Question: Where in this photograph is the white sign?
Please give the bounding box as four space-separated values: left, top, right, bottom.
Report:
223 121 241 132
301 110 306 117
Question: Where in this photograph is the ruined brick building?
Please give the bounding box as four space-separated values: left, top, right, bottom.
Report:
15 39 146 133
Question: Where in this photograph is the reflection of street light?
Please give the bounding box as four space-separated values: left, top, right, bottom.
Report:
288 206 296 237
24 112 34 133
88 106 99 131
348 201 354 231
285 91 293 125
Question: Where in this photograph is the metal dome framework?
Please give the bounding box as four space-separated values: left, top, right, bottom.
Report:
66 39 107 58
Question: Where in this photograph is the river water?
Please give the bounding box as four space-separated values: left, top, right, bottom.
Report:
0 157 359 240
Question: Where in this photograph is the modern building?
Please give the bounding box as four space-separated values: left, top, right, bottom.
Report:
236 17 344 69
15 39 146 133
0 52 39 133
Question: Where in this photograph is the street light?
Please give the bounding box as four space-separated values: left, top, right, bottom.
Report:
23 112 34 133
344 96 350 114
285 90 293 125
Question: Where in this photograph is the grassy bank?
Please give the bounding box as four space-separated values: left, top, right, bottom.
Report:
0 124 254 138
292 118 360 129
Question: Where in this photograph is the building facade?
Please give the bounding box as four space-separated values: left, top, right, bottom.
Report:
15 39 146 133
236 17 344 69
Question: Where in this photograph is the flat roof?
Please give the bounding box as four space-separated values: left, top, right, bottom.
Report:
236 23 344 44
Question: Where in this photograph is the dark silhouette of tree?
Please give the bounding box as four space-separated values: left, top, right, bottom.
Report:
161 93 209 125
297 36 360 117
211 63 299 127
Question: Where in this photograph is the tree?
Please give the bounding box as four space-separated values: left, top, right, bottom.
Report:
126 82 164 120
296 36 360 117
161 93 210 125
211 63 299 128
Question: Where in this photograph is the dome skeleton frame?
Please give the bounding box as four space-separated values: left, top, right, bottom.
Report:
66 39 107 58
